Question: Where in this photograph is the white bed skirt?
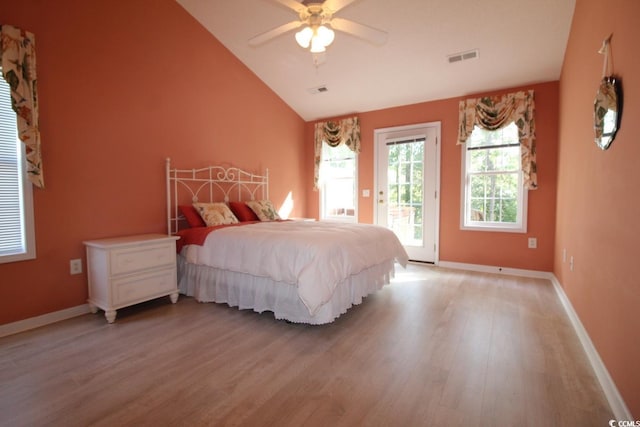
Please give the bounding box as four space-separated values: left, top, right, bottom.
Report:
177 254 398 324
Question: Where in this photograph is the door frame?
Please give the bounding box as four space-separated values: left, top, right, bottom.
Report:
373 121 441 264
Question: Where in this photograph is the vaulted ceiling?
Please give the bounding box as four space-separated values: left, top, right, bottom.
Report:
177 0 575 121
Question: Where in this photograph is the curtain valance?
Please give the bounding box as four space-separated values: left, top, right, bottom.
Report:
458 90 537 189
0 24 43 188
314 116 360 190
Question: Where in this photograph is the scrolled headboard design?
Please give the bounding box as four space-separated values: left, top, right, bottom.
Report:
165 158 268 234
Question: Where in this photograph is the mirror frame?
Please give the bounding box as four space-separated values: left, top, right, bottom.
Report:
594 76 622 150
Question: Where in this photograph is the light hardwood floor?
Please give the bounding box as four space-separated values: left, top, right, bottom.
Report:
0 265 613 426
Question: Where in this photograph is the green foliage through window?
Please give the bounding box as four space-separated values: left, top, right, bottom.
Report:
387 139 424 243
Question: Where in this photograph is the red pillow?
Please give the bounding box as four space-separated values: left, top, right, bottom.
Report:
179 205 206 228
229 201 259 222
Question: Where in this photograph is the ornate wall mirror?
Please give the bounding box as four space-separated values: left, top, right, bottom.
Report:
594 76 622 150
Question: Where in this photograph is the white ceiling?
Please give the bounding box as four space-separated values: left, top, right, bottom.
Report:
176 0 575 121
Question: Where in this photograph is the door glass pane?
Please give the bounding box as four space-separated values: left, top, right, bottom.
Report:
387 139 424 246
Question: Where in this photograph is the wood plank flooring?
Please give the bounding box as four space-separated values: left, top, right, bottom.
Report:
0 265 613 426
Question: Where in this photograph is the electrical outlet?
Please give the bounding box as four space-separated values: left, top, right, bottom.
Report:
70 259 83 275
569 256 574 272
527 237 537 249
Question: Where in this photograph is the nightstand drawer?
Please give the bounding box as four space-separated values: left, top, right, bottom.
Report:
110 243 175 276
112 267 177 306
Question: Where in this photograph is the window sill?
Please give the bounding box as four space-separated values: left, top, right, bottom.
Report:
321 216 357 223
461 223 527 233
0 251 36 264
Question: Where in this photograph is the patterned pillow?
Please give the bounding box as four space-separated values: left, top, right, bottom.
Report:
193 202 239 226
246 200 281 221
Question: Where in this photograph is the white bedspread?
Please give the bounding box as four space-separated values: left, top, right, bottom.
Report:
182 221 409 315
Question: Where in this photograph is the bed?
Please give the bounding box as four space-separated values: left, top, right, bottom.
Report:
166 158 408 324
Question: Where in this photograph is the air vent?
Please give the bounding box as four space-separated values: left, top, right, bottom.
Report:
307 85 329 94
447 49 479 64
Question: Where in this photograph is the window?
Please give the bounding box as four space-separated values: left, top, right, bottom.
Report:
0 72 36 263
319 142 357 222
461 122 527 232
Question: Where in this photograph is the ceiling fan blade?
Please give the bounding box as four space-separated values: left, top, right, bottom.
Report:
272 0 307 13
248 20 303 47
323 0 359 13
330 17 388 45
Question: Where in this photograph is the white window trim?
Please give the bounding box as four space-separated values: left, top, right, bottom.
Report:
319 148 358 223
0 72 36 264
0 144 36 264
459 133 528 234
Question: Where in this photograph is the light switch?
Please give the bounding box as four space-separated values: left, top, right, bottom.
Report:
362 189 370 197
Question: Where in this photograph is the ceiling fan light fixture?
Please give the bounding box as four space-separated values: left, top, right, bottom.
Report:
295 26 314 48
316 25 335 47
310 35 327 53
296 24 334 53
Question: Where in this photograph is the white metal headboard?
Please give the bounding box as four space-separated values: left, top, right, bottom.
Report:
165 158 269 235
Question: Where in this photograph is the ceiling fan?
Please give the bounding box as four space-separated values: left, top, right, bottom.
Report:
248 0 388 54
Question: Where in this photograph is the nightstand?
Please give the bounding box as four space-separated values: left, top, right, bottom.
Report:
84 234 180 323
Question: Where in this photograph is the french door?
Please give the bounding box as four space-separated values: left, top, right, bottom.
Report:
374 123 440 263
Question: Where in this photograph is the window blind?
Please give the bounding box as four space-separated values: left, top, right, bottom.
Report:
0 74 25 257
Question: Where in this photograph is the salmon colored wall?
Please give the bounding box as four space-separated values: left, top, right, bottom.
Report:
0 0 306 325
556 0 640 416
306 81 559 271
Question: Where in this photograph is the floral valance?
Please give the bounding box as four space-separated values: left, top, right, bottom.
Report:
458 90 537 190
314 116 360 190
0 25 43 188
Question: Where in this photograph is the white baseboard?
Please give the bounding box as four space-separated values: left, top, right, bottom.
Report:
437 260 553 279
0 304 91 338
549 275 632 421
437 260 631 420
